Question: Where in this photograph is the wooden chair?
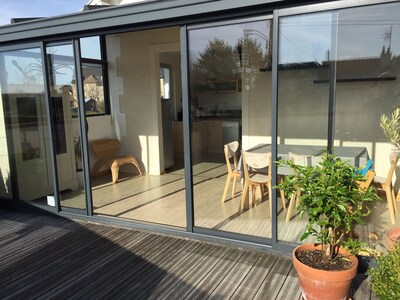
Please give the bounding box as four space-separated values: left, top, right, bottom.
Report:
221 141 241 203
285 152 310 222
240 151 272 213
90 139 142 184
374 152 400 224
357 169 376 191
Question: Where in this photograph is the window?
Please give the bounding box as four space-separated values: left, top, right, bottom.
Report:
70 36 109 117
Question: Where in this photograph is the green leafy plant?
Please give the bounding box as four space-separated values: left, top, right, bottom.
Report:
368 243 400 299
73 133 82 171
276 153 379 263
342 238 367 256
380 107 400 149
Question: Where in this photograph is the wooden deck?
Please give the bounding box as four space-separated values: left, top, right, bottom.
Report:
0 208 374 299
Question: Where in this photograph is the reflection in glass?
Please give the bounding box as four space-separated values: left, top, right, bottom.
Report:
277 12 332 244
334 3 400 249
81 64 105 116
277 3 400 249
189 19 273 238
0 48 55 203
47 43 87 210
80 36 101 60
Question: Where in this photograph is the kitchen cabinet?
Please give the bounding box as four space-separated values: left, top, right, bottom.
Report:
192 121 208 162
173 122 184 161
173 120 208 162
207 120 222 153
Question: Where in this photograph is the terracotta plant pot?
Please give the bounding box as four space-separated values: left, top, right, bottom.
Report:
386 227 400 249
293 244 358 300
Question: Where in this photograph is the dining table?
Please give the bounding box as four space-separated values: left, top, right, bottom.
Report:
239 144 368 175
237 144 369 210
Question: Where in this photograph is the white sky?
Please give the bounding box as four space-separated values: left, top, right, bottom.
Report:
0 0 88 26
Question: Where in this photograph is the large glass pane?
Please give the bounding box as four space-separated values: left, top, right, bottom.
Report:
189 19 273 238
70 62 106 118
0 48 55 204
334 3 400 249
0 59 12 199
90 27 185 229
47 43 87 210
277 12 333 243
277 2 400 249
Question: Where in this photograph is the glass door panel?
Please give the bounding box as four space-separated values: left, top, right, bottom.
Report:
0 48 55 205
333 3 400 242
277 12 332 243
188 19 273 238
46 43 87 210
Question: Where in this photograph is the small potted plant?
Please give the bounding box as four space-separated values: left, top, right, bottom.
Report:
380 107 400 249
74 133 84 187
380 107 400 151
276 153 379 300
367 243 400 299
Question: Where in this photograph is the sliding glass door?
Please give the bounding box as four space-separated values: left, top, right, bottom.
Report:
188 17 274 239
276 2 400 245
0 47 56 205
46 42 88 211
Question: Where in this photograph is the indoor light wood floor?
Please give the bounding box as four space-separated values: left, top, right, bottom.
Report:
60 161 399 247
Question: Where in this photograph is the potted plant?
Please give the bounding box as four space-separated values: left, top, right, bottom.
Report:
386 227 400 250
380 107 400 151
367 243 400 299
380 108 400 249
74 133 84 187
276 153 379 300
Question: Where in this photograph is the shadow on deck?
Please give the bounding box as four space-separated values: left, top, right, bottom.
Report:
0 208 374 299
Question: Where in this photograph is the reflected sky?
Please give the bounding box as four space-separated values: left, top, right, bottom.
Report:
189 20 271 59
279 2 400 65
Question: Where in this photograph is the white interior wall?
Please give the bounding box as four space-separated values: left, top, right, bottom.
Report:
106 27 180 175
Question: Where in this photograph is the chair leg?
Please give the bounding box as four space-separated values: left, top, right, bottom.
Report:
251 186 256 207
231 176 238 199
286 190 299 222
279 177 286 210
240 182 250 210
130 161 142 175
393 189 399 215
221 174 232 203
386 185 396 225
111 161 119 184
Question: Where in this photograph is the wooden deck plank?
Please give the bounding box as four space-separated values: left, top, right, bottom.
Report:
275 265 302 300
183 247 245 299
146 243 220 299
205 250 262 299
154 246 232 299
0 209 373 300
229 253 280 299
46 234 172 299
123 239 204 299
253 255 294 299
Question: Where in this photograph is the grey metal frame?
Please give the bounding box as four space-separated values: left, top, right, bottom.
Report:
42 43 61 213
0 0 397 254
186 14 275 246
73 38 93 216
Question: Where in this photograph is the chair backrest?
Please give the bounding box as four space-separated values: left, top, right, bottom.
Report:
358 169 376 191
289 152 311 167
242 150 272 180
224 141 239 173
90 139 120 159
